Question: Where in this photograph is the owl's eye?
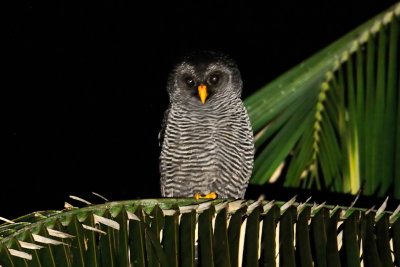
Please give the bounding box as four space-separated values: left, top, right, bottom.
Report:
208 73 220 85
185 77 195 87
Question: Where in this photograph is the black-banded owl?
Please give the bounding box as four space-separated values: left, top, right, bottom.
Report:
159 51 254 199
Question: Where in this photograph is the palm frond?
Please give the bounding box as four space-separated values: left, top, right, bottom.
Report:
246 2 400 198
1 199 400 266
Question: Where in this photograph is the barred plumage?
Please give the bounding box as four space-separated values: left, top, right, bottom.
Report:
159 51 254 199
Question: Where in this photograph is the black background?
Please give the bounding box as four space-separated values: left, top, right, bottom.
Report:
4 0 400 219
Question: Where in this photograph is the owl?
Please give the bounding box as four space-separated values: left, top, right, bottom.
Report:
159 51 254 199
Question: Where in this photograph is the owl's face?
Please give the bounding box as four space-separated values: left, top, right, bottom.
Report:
167 51 242 106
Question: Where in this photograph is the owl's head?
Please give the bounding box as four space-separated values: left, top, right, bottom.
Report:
167 50 242 106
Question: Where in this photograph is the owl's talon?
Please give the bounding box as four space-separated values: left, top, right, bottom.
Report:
194 192 217 200
205 192 217 199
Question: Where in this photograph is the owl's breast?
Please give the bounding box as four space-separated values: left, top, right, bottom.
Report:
163 107 247 167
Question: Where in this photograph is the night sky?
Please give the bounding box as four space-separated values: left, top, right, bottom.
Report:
4 0 399 219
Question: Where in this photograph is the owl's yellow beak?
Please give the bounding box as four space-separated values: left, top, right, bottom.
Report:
198 84 208 104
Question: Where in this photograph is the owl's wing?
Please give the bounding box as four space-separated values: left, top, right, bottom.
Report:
158 107 170 147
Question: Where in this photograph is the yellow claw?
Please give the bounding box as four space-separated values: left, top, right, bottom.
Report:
205 192 217 199
194 192 218 200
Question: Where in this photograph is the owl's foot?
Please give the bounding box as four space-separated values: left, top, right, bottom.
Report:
194 192 218 200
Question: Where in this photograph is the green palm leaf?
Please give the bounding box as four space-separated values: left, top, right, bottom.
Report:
245 2 400 198
1 198 400 266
